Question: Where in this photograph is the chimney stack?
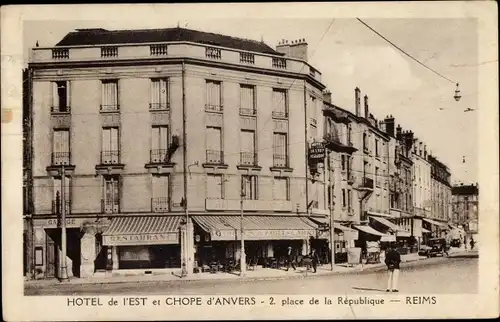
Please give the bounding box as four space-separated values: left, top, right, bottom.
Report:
355 87 361 116
364 95 369 119
323 90 332 104
396 124 402 140
384 114 395 137
276 38 308 61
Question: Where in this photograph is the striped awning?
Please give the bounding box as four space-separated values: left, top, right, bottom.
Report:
192 215 317 241
308 217 359 240
369 216 411 237
103 216 182 246
422 218 448 228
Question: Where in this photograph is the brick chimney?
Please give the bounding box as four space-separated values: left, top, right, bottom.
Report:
323 90 332 104
396 124 402 140
364 95 369 119
384 115 395 137
276 38 308 61
355 87 361 116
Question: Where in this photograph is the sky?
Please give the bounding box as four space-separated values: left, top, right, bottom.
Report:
23 17 481 184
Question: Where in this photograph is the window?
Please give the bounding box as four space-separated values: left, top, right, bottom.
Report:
52 129 70 165
150 79 168 110
342 189 346 208
347 189 352 210
101 127 120 164
363 133 368 152
240 130 256 165
375 167 379 186
272 89 288 118
206 126 223 164
207 174 223 199
151 126 169 163
53 176 71 214
375 139 379 157
273 177 289 200
206 80 222 112
273 132 288 167
35 247 44 266
341 155 346 171
152 175 169 212
347 126 352 145
103 176 120 213
242 175 258 200
240 85 256 115
346 155 352 178
101 80 119 111
51 81 70 113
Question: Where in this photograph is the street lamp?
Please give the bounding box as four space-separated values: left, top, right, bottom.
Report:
240 181 246 277
454 83 462 102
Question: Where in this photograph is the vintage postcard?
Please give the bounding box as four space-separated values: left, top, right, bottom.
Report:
1 2 498 320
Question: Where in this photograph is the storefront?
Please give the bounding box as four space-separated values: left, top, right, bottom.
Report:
369 215 414 253
191 215 317 267
102 215 184 271
422 218 448 238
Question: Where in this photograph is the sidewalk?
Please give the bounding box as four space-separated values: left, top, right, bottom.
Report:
25 252 430 287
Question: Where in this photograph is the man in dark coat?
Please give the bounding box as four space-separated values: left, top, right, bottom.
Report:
310 248 320 273
385 243 401 292
286 246 296 271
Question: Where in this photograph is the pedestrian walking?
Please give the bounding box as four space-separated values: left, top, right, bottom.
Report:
286 246 296 271
470 238 475 250
310 248 320 273
385 243 401 293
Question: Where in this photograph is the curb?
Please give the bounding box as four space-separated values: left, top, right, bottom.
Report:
25 256 431 288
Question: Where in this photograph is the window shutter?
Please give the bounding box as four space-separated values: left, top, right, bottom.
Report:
66 81 71 108
52 82 59 108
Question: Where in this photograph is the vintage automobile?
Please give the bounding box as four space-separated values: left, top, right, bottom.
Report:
420 238 450 257
450 238 462 248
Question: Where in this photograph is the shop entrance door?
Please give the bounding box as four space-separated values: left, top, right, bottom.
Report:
94 233 107 271
46 237 59 278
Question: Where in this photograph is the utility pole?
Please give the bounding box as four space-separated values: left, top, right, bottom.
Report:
328 154 335 270
60 164 68 281
240 180 246 277
181 61 189 278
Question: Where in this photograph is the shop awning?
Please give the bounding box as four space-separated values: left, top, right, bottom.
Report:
422 227 431 234
354 225 389 237
449 225 466 233
369 216 411 237
422 218 448 228
367 211 394 218
103 216 182 246
192 215 317 241
308 217 359 240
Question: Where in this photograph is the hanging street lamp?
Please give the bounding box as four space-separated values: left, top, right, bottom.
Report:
454 83 462 102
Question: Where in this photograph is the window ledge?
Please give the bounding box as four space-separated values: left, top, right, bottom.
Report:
237 164 262 171
46 164 76 176
202 163 229 169
270 166 293 173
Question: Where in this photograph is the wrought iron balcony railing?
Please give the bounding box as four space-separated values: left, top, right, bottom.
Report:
50 105 71 114
150 149 169 164
205 104 223 113
100 104 120 112
100 150 120 164
149 103 169 110
206 150 224 164
239 107 256 116
272 110 288 119
273 154 289 168
51 152 71 166
239 152 258 166
151 197 170 212
101 199 120 214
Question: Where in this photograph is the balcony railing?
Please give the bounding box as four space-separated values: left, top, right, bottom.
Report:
102 199 120 214
151 197 170 212
150 44 168 56
101 46 118 58
206 150 224 164
52 200 71 215
361 177 374 189
272 57 287 69
272 110 288 119
150 149 169 164
149 103 169 111
273 154 289 168
239 107 256 116
51 105 71 114
240 52 255 64
239 152 258 166
51 152 71 166
100 104 120 112
205 104 223 113
205 47 221 60
100 150 120 164
52 48 69 59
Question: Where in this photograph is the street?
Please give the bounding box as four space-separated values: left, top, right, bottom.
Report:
25 255 477 296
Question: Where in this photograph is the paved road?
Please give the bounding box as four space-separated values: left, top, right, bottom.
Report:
26 254 477 295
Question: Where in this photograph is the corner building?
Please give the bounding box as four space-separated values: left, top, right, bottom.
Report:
27 28 326 278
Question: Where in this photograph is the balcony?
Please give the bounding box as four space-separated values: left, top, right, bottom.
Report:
52 200 71 215
202 150 227 169
52 48 69 59
205 198 293 212
101 46 118 58
205 47 221 60
50 105 71 114
239 107 256 116
150 44 168 56
272 57 287 69
151 197 170 212
272 111 288 119
240 52 255 64
100 150 120 164
272 154 289 168
323 132 357 153
149 149 171 164
102 199 120 214
100 104 120 113
149 103 169 111
236 152 261 171
51 152 71 166
205 104 223 113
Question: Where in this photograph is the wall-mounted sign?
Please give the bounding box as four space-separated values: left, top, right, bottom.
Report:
309 142 325 161
103 233 179 246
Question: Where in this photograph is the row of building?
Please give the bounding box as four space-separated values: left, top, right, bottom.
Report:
22 27 478 279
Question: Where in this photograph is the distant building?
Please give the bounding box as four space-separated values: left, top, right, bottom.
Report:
428 154 452 237
452 183 479 235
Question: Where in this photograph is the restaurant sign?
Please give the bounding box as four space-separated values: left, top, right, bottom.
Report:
309 142 325 161
211 229 316 241
103 233 179 246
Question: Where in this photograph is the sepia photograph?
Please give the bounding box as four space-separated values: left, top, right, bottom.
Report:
2 2 498 321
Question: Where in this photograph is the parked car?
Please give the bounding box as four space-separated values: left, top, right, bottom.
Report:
450 238 462 248
420 238 450 257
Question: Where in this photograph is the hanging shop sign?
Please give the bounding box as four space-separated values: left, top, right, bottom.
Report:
309 142 325 161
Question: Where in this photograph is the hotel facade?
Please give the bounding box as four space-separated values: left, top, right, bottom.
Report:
25 28 329 279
